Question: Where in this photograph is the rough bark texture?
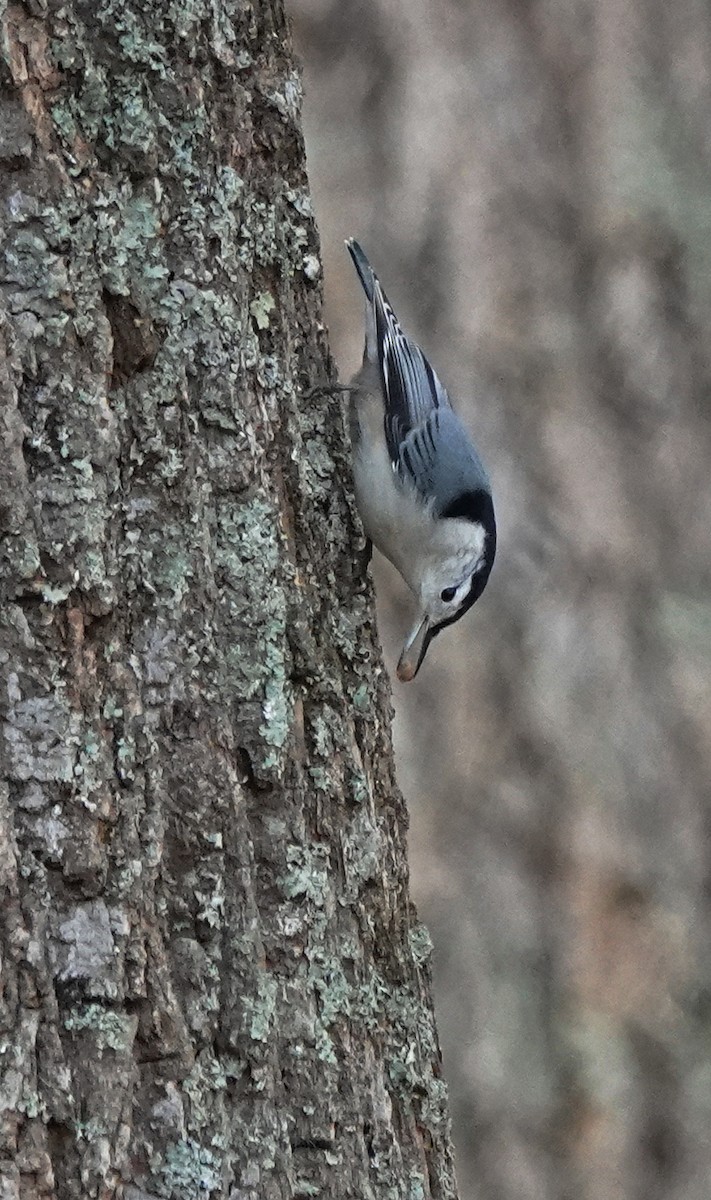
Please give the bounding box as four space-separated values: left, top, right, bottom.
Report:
296 3 711 1199
0 3 459 1198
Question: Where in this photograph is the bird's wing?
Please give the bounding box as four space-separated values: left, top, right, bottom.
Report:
346 239 490 516
398 408 492 517
373 286 451 467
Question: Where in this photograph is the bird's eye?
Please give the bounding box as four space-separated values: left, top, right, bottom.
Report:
440 586 457 603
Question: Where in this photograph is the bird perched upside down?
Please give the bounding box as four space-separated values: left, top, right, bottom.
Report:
346 239 496 681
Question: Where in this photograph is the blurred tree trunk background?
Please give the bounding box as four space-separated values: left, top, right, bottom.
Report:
0 2 460 1197
295 2 711 1199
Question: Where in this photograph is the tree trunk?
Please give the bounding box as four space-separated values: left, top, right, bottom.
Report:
0 4 458 1198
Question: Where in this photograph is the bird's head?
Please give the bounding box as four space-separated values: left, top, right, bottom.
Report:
397 489 496 682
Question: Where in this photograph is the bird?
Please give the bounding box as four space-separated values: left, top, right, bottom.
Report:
346 238 496 681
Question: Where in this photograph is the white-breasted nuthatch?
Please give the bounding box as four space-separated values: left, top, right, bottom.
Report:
346 239 496 682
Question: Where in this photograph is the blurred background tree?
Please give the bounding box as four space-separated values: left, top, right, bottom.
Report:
294 2 711 1198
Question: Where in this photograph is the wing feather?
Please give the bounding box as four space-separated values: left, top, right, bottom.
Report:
372 283 450 462
346 239 491 515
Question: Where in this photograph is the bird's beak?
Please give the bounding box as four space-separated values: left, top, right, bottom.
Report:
396 614 432 682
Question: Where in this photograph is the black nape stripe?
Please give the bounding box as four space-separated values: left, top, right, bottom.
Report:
440 488 494 525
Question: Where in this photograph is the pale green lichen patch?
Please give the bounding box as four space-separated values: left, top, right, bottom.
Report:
407 1173 428 1200
39 582 74 605
260 675 290 754
282 843 330 904
307 951 352 1027
157 1137 222 1198
63 1004 137 1053
95 189 169 299
352 682 370 711
409 922 434 968
292 1182 320 1198
213 495 294 773
313 1025 338 1065
249 290 276 329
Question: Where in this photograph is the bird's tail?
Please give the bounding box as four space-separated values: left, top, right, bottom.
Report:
346 238 375 302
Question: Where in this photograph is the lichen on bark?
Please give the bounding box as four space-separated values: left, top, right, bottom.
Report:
0 2 458 1197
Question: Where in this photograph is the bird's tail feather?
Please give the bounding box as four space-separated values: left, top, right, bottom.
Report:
346 238 375 302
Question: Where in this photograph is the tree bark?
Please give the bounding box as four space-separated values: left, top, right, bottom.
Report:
0 3 458 1198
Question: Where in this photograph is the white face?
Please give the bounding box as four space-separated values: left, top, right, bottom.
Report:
418 519 487 623
398 516 494 682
